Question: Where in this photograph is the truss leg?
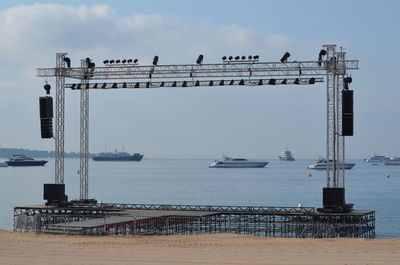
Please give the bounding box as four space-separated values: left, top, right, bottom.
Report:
80 63 89 200
324 44 337 188
55 53 67 184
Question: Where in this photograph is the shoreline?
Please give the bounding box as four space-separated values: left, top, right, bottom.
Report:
1 230 400 264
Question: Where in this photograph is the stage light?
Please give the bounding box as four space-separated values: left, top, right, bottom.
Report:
229 80 234 85
235 56 240 60
133 59 138 63
240 56 245 60
182 81 187 87
219 80 224 86
258 79 263 85
63 57 71 68
222 56 227 60
280 52 290 63
153 56 159 66
85 83 90 89
344 76 352 89
127 59 132 63
93 83 98 88
344 77 352 84
122 59 127 63
282 79 287 84
112 83 117 88
71 84 76 89
172 81 177 87
294 78 299 84
239 79 245 85
309 78 315 84
196 54 204 64
228 56 233 60
253 55 259 60
195 80 200 86
77 84 81 89
248 56 253 60
146 82 150 88
85 58 95 68
103 60 109 64
101 83 107 88
116 60 120 63
109 60 115 64
160 82 165 87
122 82 127 88
209 81 213 86
134 82 140 88
268 79 276 85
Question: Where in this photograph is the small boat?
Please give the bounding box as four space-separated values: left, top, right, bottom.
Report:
278 148 295 161
307 157 355 170
364 153 388 163
384 157 400 166
5 155 47 166
209 155 268 168
92 151 143 161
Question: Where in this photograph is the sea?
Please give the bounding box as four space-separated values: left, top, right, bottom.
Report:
0 158 399 238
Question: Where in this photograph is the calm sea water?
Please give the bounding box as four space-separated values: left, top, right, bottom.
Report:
1 158 399 238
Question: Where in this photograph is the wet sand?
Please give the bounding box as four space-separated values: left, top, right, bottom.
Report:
0 230 399 265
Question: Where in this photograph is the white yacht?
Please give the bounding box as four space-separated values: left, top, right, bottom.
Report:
278 148 295 161
307 157 355 170
364 153 388 163
384 157 400 166
209 155 268 168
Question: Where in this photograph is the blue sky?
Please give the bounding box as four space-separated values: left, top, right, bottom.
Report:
0 0 399 158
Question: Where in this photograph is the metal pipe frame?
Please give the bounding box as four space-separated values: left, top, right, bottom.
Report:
79 63 89 200
67 77 323 90
13 205 375 238
54 53 67 184
37 60 358 80
36 45 358 203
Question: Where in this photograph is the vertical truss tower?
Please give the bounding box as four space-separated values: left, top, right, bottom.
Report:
54 53 66 184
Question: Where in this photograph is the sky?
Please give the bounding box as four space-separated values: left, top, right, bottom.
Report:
0 0 399 159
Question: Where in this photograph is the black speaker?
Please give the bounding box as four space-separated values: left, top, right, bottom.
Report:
44 184 66 203
342 90 353 114
323 187 345 209
342 114 354 136
40 118 53 138
39 96 53 118
342 90 354 136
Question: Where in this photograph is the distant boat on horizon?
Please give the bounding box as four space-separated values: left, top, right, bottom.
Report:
5 154 47 167
384 157 400 166
209 155 268 168
364 153 388 163
307 157 355 170
92 151 143 161
278 148 295 161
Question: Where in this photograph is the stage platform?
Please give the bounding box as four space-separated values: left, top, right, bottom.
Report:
14 203 375 238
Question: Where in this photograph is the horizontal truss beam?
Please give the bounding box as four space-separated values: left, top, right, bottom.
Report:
67 77 324 90
36 60 358 80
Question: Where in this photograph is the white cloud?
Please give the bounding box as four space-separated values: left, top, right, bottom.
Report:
0 4 329 157
0 4 292 62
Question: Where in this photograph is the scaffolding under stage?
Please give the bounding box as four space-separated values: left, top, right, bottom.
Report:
14 203 375 238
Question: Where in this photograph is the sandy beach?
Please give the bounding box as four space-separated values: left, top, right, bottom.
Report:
0 230 399 265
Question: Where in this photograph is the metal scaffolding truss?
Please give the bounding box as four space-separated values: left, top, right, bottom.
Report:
36 44 358 200
37 59 358 80
14 204 375 238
